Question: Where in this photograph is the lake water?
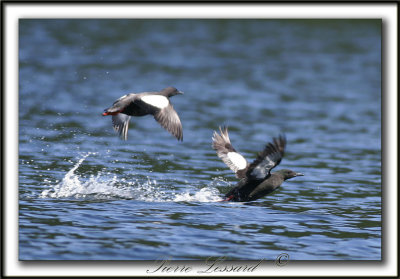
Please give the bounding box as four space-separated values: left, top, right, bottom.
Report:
19 19 381 260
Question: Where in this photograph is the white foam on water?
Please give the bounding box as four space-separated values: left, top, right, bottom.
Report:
40 153 227 202
172 177 231 203
173 187 222 202
131 177 169 202
40 153 135 200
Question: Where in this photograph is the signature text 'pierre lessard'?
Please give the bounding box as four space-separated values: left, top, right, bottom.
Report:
147 256 264 274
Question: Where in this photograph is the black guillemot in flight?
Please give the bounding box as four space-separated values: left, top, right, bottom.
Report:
212 126 304 202
102 87 183 141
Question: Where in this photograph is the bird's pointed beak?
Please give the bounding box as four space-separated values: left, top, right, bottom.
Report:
178 90 184 94
295 172 304 177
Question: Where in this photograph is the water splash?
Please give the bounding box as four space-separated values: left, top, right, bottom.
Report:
40 152 134 199
40 153 224 202
173 187 222 202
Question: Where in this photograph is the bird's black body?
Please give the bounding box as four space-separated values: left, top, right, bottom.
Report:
103 87 183 141
119 100 155 117
212 126 303 202
225 169 302 202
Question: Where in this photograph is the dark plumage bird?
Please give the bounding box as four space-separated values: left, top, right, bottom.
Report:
212 126 304 202
102 87 183 141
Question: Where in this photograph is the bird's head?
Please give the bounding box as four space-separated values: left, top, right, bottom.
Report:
162 87 184 97
277 169 304 180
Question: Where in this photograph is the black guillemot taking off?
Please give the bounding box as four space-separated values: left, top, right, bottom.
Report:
212 126 304 202
102 87 183 141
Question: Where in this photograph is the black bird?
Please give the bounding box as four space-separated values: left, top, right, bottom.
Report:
102 87 183 141
212 126 304 202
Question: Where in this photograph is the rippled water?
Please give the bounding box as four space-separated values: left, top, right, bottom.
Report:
19 19 381 260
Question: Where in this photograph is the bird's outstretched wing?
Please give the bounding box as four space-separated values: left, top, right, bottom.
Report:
153 104 183 141
246 134 286 180
212 126 249 179
111 114 131 140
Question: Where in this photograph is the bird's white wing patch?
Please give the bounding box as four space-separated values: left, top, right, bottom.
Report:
227 152 248 170
141 95 169 109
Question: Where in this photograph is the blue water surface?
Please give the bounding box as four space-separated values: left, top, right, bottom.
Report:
19 19 381 260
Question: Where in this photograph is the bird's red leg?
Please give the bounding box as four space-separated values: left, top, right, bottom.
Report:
102 109 124 116
219 195 234 202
